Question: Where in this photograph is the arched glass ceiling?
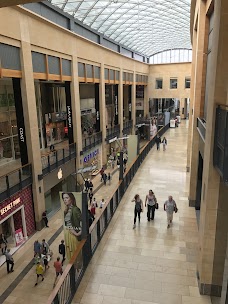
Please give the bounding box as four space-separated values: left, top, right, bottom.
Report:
49 0 191 56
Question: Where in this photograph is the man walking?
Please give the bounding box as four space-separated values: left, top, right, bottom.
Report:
59 240 65 265
5 249 14 273
155 135 161 150
42 210 49 227
35 261 44 286
164 196 177 228
53 257 63 288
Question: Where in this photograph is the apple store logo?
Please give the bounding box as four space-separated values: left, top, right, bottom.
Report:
58 168 63 180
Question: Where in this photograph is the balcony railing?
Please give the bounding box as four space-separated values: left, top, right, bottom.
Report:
47 123 170 304
106 124 120 141
197 117 206 142
0 163 32 203
136 116 150 125
41 143 76 176
82 132 102 153
214 105 228 183
122 120 133 134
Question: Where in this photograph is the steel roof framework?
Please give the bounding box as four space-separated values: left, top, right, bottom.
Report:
49 0 191 56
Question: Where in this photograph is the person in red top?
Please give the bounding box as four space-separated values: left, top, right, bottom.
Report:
53 257 63 288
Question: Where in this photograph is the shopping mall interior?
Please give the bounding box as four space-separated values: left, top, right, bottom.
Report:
0 0 227 303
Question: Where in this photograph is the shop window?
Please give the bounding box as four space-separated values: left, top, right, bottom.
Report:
32 52 46 73
78 62 85 78
156 79 163 89
62 59 71 76
115 71 120 81
0 78 20 164
170 78 178 89
123 72 126 81
86 64 93 78
105 68 109 80
0 43 21 70
94 66 100 79
110 70 115 81
129 74 133 82
185 78 191 89
48 56 60 75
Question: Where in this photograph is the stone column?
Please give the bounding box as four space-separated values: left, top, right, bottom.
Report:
188 0 207 205
19 18 45 230
132 73 136 133
197 0 228 296
100 63 107 166
118 68 123 136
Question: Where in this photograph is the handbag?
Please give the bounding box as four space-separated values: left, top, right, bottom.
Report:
174 206 178 213
155 202 159 210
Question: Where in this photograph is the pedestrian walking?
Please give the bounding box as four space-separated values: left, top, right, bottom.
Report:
41 239 50 255
84 179 89 192
100 167 104 182
132 194 143 229
88 209 95 226
99 198 105 209
53 257 63 288
5 249 14 273
59 240 66 265
88 189 93 205
107 173 111 185
89 180 93 191
43 254 50 271
155 135 161 150
164 196 178 229
35 261 44 286
0 233 8 254
145 190 157 221
162 137 167 151
91 197 97 215
34 240 41 257
103 172 107 185
42 210 49 227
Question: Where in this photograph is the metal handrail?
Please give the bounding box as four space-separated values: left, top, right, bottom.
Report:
0 162 32 180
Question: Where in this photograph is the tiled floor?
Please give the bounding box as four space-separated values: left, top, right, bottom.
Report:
72 122 212 304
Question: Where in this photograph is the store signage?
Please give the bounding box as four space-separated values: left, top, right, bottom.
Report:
115 96 118 115
84 149 99 163
19 128 25 142
129 103 132 112
77 165 97 174
15 228 24 246
58 168 63 180
67 106 72 128
0 198 21 216
81 109 92 116
96 111 100 121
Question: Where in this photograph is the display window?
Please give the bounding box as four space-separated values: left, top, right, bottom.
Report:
0 186 35 256
0 79 21 166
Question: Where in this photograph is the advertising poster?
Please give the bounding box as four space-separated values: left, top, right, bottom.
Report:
59 192 87 261
15 228 24 246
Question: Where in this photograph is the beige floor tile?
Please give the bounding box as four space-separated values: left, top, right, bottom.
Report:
182 295 212 304
98 284 126 298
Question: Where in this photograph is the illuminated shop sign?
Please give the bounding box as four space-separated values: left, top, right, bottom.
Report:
0 198 21 216
84 149 99 163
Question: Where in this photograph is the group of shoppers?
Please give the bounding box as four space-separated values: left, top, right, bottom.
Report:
100 168 112 185
132 191 178 229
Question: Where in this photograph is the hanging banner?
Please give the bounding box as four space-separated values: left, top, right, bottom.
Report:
15 228 24 246
59 192 87 261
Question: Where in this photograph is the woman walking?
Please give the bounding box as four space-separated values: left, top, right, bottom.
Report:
164 195 178 229
145 190 157 221
162 137 167 151
132 194 143 229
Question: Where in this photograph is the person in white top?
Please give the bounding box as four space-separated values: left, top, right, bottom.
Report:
164 196 177 229
145 190 157 221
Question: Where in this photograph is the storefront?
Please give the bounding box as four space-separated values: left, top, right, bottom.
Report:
123 85 132 121
80 83 100 136
136 85 144 117
0 186 35 245
0 78 28 167
35 81 74 149
43 161 76 215
105 84 119 128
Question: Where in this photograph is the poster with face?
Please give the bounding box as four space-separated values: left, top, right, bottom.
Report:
59 192 87 261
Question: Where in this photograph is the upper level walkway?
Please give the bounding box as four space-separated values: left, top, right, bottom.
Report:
0 122 212 304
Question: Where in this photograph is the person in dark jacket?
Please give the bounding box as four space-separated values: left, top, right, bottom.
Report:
88 180 93 191
0 233 8 254
59 240 66 265
42 210 49 228
155 135 161 150
84 179 89 192
88 189 93 205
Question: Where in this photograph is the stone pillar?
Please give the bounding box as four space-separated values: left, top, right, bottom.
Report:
118 68 123 136
19 18 45 230
100 63 107 166
144 85 149 117
197 0 228 296
188 0 207 205
132 73 136 133
71 54 82 185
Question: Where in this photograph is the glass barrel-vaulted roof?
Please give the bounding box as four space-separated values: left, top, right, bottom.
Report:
49 0 191 56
